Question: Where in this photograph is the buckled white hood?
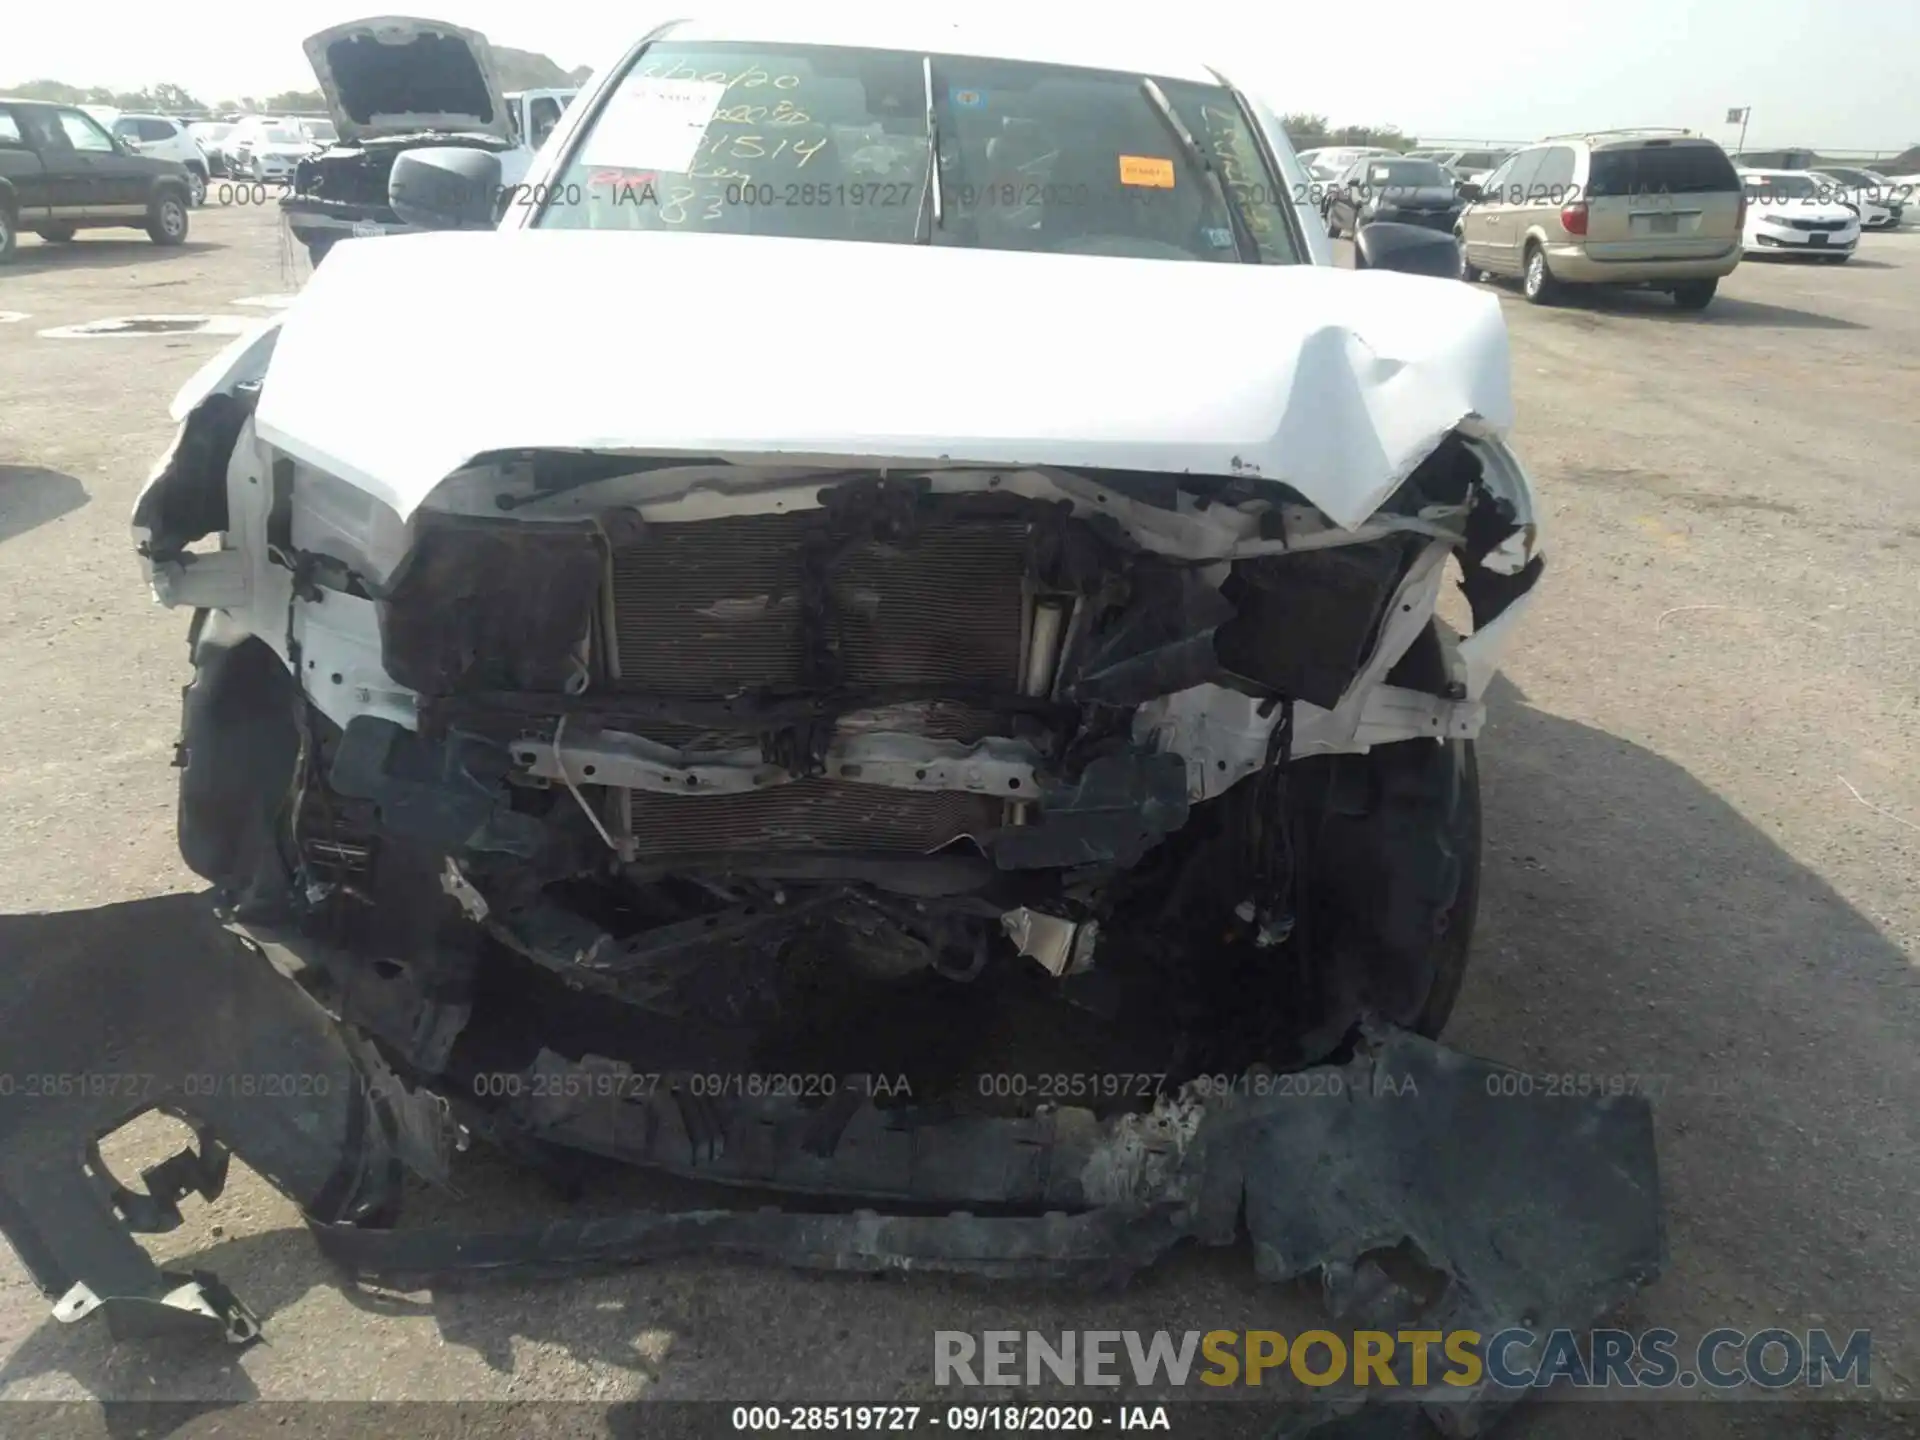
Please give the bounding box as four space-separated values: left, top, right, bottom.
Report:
303 15 513 145
238 228 1517 532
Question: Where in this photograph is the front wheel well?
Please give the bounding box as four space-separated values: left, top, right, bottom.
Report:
176 628 301 908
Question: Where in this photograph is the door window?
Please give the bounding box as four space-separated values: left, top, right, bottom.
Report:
58 110 117 153
529 97 563 148
0 111 24 146
1532 146 1576 202
1491 148 1545 204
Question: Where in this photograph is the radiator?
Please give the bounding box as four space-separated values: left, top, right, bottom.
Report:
607 510 1030 856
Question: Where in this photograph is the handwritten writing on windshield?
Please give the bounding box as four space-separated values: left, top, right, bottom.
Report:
1200 105 1277 249
627 58 828 188
636 60 804 92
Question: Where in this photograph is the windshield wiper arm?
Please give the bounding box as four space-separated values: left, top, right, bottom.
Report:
1139 77 1259 263
917 55 944 243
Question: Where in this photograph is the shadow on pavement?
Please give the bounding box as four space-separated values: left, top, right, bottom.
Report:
0 465 89 545
2 676 1917 1437
1581 287 1868 329
1 239 225 277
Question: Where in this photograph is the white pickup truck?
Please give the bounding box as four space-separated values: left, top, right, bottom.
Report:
279 16 576 267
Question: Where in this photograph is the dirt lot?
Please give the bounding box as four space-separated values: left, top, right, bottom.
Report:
2 200 1918 1434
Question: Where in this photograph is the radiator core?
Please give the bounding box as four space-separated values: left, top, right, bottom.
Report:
606 510 1030 857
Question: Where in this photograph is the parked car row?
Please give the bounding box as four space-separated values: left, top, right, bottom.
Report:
1801 166 1904 229
1314 127 1903 313
224 116 335 184
1406 146 1516 189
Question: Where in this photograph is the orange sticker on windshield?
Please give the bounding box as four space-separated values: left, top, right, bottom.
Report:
1119 155 1176 188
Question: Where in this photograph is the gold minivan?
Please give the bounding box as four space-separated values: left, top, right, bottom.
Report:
1456 130 1746 310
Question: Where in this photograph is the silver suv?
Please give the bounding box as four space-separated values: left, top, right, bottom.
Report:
1456 129 1745 310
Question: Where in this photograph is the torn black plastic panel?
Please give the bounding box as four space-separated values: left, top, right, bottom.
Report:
1216 539 1424 709
329 715 545 857
0 896 399 1343
176 630 301 914
1062 538 1421 714
132 385 258 561
0 895 1659 1440
1066 568 1239 708
990 752 1192 869
378 510 639 696
1457 484 1546 631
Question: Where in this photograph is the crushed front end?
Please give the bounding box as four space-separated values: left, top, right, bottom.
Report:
0 245 1661 1437
136 409 1545 1127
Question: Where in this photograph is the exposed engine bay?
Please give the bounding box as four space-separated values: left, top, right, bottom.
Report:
135 360 1543 1134
281 16 521 260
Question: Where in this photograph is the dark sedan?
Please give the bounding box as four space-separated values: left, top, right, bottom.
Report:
1324 157 1464 238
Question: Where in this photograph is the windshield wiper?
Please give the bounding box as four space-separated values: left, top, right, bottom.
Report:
917 55 944 244
1139 77 1259 263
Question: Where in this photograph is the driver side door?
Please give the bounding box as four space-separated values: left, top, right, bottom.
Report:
1461 156 1514 268
55 109 148 215
1481 148 1545 275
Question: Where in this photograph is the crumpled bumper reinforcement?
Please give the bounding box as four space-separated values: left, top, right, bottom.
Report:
0 895 1662 1434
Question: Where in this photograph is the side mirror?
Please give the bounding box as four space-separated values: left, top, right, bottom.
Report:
1457 180 1483 202
389 146 503 231
1352 221 1463 278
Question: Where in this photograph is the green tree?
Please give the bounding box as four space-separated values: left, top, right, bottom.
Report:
8 79 88 102
1330 124 1414 151
1280 116 1418 153
264 89 325 112
149 82 205 112
1281 112 1330 148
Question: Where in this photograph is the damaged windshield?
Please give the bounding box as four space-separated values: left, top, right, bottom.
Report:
532 41 1302 263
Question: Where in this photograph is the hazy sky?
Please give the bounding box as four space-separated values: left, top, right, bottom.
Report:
6 0 1917 152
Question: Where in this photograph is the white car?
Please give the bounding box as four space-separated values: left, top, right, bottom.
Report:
1808 169 1901 230
1740 169 1861 261
1297 145 1400 177
187 120 236 177
88 110 210 205
227 117 321 184
1408 147 1514 189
